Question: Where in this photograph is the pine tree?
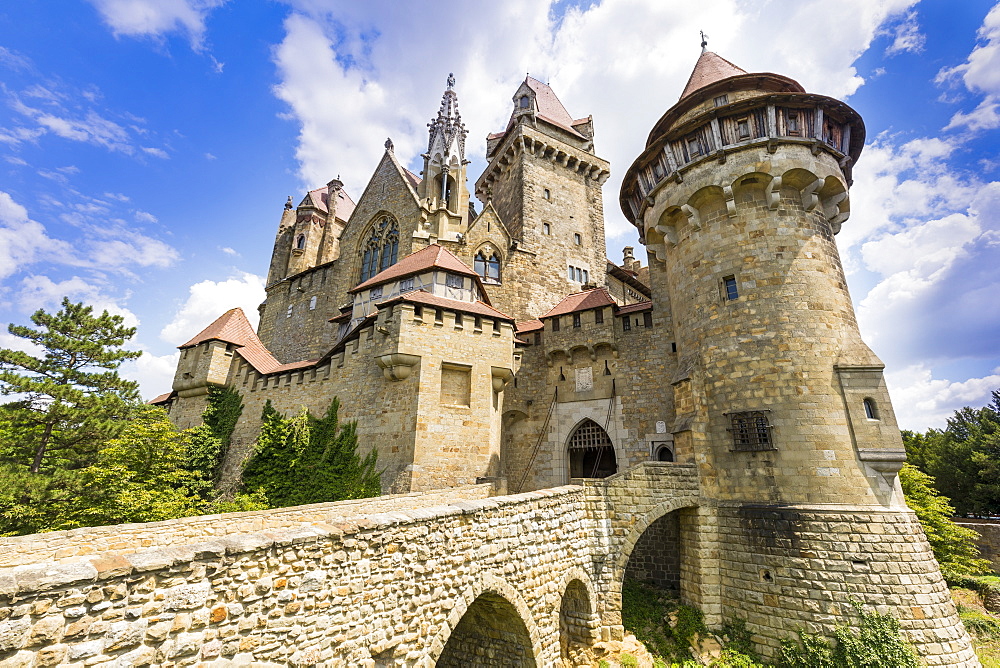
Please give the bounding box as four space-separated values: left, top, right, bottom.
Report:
0 298 140 474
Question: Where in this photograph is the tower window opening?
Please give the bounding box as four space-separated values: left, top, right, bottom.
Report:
455 313 463 327
519 95 530 109
622 316 631 331
723 275 739 301
737 118 751 139
309 296 317 310
687 136 702 159
543 223 551 235
295 234 306 250
787 110 800 135
493 319 500 333
573 313 581 328
727 410 775 451
360 215 399 282
863 398 879 420
595 308 604 324
552 317 560 332
543 188 550 200
714 94 729 107
643 311 653 328
574 233 582 245
474 251 502 284
413 305 423 318
286 305 293 318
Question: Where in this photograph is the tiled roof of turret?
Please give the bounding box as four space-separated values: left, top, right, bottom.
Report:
679 50 748 100
300 186 356 221
178 307 317 375
541 288 617 319
350 244 480 294
501 76 587 140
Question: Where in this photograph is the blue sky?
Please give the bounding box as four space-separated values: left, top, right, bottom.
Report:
1 0 998 431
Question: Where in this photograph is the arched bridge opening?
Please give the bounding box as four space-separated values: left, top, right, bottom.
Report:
437 592 537 668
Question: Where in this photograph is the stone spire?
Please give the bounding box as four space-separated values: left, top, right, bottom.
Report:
426 72 468 162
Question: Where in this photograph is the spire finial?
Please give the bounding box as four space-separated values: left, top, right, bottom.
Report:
385 138 394 152
700 30 708 52
447 72 455 90
285 195 293 210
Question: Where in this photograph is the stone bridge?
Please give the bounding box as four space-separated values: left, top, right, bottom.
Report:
0 463 702 667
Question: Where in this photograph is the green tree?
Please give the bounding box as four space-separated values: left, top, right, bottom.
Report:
242 398 380 507
899 463 992 577
902 390 1000 517
0 298 140 474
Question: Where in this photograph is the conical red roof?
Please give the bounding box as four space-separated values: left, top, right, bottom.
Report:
679 51 748 100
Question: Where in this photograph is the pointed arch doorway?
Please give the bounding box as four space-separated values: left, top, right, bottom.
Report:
568 419 618 479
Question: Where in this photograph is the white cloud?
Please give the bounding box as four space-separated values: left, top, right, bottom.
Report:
159 273 265 345
120 349 180 400
87 235 180 269
886 364 1000 430
134 210 157 223
940 3 1000 131
16 275 140 329
219 246 238 256
141 146 169 158
0 191 74 280
87 0 227 50
885 11 925 55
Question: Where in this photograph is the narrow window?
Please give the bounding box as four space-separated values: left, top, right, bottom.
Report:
573 313 581 328
534 332 541 345
543 188 550 200
543 223 551 235
687 136 702 158
435 309 443 323
671 342 677 353
413 305 423 317
493 319 501 333
552 317 560 332
713 94 729 107
575 267 583 282
295 234 306 250
737 118 750 139
574 233 582 245
309 296 317 310
595 308 604 324
568 265 575 280
474 316 482 330
643 311 653 328
727 411 775 451
864 398 879 420
370 286 383 300
519 95 530 109
723 275 738 301
445 274 464 289
582 269 588 284
455 313 463 327
787 110 800 135
399 277 415 292
286 305 293 318
622 316 631 331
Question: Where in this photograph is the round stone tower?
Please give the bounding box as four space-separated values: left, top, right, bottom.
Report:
620 50 978 664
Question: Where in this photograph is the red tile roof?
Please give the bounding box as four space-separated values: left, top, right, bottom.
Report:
525 76 575 128
515 319 544 333
379 290 514 321
350 244 481 294
403 168 422 190
541 288 617 319
300 186 356 221
679 51 748 100
149 391 174 405
617 300 652 315
178 307 318 376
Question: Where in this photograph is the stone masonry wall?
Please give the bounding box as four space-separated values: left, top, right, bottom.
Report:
955 519 1000 572
0 485 491 569
624 511 681 591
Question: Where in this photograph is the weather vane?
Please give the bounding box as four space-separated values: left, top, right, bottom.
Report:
700 30 709 52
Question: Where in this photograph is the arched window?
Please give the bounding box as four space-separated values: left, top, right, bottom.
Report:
568 419 617 479
655 444 674 462
295 234 306 250
474 250 501 284
519 95 530 109
359 216 399 282
863 398 878 420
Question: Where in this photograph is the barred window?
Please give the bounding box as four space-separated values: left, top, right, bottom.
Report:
726 410 775 451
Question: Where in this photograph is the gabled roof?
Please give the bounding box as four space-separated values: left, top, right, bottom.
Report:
349 244 481 294
679 50 748 100
378 290 514 321
618 300 653 315
403 168 422 190
300 186 356 221
502 76 587 140
178 307 317 376
515 319 544 333
541 288 617 319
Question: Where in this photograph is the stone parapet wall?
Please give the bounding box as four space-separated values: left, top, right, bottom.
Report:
954 519 1000 572
0 485 491 568
0 487 589 667
715 504 977 665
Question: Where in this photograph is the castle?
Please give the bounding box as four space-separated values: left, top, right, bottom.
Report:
144 50 979 662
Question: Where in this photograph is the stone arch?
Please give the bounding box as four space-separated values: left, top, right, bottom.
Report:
473 242 503 284
557 568 600 665
567 418 617 479
729 171 772 208
425 572 542 667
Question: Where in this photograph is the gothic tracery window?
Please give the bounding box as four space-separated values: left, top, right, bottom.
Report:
474 250 501 283
360 215 399 282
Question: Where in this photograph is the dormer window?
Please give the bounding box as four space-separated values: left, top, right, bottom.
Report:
787 110 800 136
519 95 530 109
295 234 306 250
445 273 464 289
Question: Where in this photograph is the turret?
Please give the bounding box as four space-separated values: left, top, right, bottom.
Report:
620 49 902 508
419 74 471 239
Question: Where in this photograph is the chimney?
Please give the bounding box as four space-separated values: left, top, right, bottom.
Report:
623 246 637 273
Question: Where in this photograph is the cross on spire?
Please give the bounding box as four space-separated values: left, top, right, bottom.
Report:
700 30 708 52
